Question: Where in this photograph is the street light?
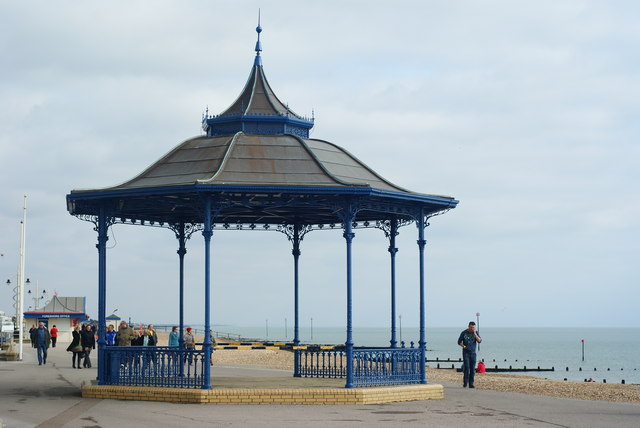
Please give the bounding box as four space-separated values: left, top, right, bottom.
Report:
26 279 48 310
476 312 480 351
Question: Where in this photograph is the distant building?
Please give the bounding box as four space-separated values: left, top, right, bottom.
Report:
23 296 89 342
106 313 121 328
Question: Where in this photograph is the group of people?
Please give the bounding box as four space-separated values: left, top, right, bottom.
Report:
67 324 96 369
29 324 58 349
106 322 200 349
104 321 159 347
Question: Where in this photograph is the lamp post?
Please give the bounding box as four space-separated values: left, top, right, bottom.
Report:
16 195 27 361
27 279 48 310
399 314 402 344
310 317 313 341
476 312 480 351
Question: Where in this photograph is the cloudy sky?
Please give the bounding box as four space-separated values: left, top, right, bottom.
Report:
1 1 638 333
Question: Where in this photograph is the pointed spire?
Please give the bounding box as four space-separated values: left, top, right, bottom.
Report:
254 9 262 67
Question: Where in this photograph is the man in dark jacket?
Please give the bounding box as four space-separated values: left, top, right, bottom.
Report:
34 322 51 365
80 324 96 368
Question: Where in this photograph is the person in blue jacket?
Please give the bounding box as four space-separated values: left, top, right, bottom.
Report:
458 321 482 388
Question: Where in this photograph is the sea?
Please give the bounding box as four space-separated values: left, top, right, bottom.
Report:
177 325 639 385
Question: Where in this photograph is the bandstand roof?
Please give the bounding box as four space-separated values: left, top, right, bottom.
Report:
67 25 458 227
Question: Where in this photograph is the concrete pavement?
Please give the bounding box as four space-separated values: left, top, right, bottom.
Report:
1 344 640 427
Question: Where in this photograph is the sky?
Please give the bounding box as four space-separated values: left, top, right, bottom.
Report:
1 1 638 331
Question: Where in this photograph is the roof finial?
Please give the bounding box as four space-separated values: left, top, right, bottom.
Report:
254 9 262 66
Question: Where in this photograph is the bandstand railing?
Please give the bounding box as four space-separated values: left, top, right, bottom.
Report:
104 347 208 389
295 345 423 387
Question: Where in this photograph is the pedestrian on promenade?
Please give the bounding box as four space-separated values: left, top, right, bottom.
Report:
50 325 58 348
184 327 195 365
184 327 195 350
105 324 116 345
141 329 156 346
29 324 37 348
116 321 135 346
68 325 84 369
147 324 158 346
458 321 482 388
81 324 96 368
168 326 179 347
34 322 51 365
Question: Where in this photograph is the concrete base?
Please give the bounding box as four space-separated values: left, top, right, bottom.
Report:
82 383 444 404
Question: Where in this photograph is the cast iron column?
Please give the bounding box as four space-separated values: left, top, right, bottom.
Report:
177 222 186 349
96 207 108 384
417 212 427 384
389 218 398 348
292 223 301 377
344 207 356 388
202 199 213 389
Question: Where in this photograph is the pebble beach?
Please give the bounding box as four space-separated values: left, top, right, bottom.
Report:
213 348 640 403
154 332 640 403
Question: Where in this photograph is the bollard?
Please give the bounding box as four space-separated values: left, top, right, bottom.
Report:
579 367 582 371
603 379 606 383
622 380 625 384
564 378 567 381
509 365 512 370
437 363 440 368
607 368 610 371
594 368 597 371
566 367 569 371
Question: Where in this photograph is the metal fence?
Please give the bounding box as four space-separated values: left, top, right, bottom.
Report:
295 346 423 387
104 346 207 388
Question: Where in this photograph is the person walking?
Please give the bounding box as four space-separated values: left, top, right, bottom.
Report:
105 324 117 345
458 321 482 388
50 325 58 348
68 325 84 368
168 326 179 347
147 324 158 346
184 327 196 365
34 322 51 365
116 321 135 346
29 324 37 348
81 324 96 368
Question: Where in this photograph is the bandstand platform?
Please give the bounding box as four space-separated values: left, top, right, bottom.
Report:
82 364 443 405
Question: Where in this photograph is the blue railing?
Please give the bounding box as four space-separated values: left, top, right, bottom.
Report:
296 348 346 378
295 346 423 387
352 348 422 387
104 346 207 389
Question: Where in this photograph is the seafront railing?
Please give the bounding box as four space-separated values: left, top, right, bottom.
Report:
104 346 207 388
295 346 423 387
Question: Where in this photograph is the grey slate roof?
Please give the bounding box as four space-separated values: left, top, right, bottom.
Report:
95 132 412 194
219 65 300 118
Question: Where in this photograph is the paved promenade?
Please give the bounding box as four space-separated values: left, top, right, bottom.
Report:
1 345 639 427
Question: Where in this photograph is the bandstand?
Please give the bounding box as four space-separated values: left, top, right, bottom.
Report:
66 22 458 391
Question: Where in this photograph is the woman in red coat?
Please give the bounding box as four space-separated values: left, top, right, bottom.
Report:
50 325 58 348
